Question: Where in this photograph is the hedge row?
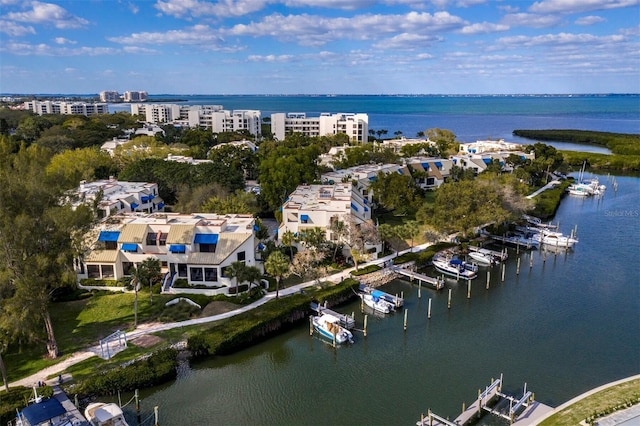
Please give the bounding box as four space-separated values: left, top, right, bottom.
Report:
188 281 359 358
75 348 178 397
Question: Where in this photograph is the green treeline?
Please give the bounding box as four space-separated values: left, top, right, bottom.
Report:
513 129 640 171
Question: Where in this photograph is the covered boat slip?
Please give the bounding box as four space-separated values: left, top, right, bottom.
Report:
358 284 404 308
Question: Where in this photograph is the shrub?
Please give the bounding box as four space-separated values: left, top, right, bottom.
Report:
351 264 381 276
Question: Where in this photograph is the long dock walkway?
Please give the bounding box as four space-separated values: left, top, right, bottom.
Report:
392 266 445 290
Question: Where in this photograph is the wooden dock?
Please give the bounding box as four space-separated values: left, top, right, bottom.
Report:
358 284 404 308
392 267 445 290
310 302 356 329
417 375 552 426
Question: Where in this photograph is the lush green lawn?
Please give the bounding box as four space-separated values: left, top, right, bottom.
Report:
539 378 640 426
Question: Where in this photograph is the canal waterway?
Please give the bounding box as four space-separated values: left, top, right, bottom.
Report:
125 173 639 425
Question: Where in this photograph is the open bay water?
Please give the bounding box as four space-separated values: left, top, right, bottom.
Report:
124 173 640 426
113 94 640 151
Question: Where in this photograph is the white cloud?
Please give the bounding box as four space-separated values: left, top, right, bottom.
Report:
108 24 243 51
529 0 640 14
575 15 606 25
0 42 119 56
128 2 140 14
64 67 75 72
154 0 269 18
247 54 295 62
502 13 563 28
5 1 89 29
54 37 76 44
226 11 466 46
282 0 375 9
0 20 36 36
123 46 159 54
460 22 509 35
373 33 440 50
415 52 434 59
496 32 626 49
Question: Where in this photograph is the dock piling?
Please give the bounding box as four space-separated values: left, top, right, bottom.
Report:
403 309 408 331
418 281 422 299
486 271 490 290
501 263 505 282
516 257 521 275
363 314 368 337
428 298 432 319
529 253 533 269
467 279 471 299
309 315 313 336
448 289 452 309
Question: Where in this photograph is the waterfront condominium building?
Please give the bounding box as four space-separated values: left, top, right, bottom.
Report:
23 100 109 116
70 177 165 219
122 91 148 102
130 104 262 136
99 91 121 102
76 212 261 295
278 183 380 259
270 112 368 143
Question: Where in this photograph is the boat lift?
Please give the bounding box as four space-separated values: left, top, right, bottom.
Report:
310 301 355 330
358 284 404 308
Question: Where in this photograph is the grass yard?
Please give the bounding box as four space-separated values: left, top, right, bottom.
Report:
539 378 640 426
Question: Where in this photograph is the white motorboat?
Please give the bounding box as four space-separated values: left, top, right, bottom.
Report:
312 314 354 344
534 230 578 249
432 257 478 279
360 292 394 314
85 402 130 426
468 251 494 266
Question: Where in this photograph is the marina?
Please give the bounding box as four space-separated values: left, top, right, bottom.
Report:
358 283 404 308
310 301 356 329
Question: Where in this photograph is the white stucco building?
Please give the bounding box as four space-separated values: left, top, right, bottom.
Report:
77 213 261 295
24 101 109 116
131 104 261 136
71 178 165 219
271 112 368 143
458 139 524 154
278 183 380 258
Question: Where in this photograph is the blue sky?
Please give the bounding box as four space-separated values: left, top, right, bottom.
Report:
1 0 639 94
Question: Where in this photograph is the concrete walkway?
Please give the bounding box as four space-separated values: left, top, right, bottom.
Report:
8 243 431 389
526 180 561 199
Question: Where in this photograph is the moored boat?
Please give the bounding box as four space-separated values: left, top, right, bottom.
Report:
468 251 494 266
312 314 354 344
360 291 394 314
433 257 478 279
85 402 130 426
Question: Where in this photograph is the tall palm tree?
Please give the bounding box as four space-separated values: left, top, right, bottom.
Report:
131 258 161 327
281 230 296 262
264 251 289 299
226 261 261 296
403 220 421 252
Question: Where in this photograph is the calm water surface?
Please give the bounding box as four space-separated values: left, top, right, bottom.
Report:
126 174 639 426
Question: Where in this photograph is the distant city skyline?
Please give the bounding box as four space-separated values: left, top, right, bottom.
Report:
1 0 639 95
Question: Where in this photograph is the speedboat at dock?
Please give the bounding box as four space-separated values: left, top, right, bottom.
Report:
312 314 354 344
433 257 478 279
85 402 130 426
360 291 394 314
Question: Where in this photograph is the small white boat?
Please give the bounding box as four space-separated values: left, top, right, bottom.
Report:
535 230 578 249
360 292 394 314
312 314 354 344
85 402 130 426
433 257 478 279
468 251 494 266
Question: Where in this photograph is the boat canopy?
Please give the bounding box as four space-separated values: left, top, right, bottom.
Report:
371 290 385 298
20 399 66 425
450 259 463 265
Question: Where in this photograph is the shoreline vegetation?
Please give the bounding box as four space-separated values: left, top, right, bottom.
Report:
514 129 640 171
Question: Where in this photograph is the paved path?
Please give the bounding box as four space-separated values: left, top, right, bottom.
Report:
8 243 431 389
526 180 561 199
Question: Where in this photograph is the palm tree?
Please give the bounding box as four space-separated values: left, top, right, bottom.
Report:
131 258 161 327
264 251 289 299
403 220 421 252
226 261 261 296
281 230 296 262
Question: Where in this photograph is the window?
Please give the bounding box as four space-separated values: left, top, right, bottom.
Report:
177 263 187 278
204 268 217 282
87 265 100 278
237 251 246 262
105 241 117 250
101 265 114 278
190 267 203 282
200 243 216 253
146 233 157 245
158 233 167 246
122 262 134 275
427 177 435 186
